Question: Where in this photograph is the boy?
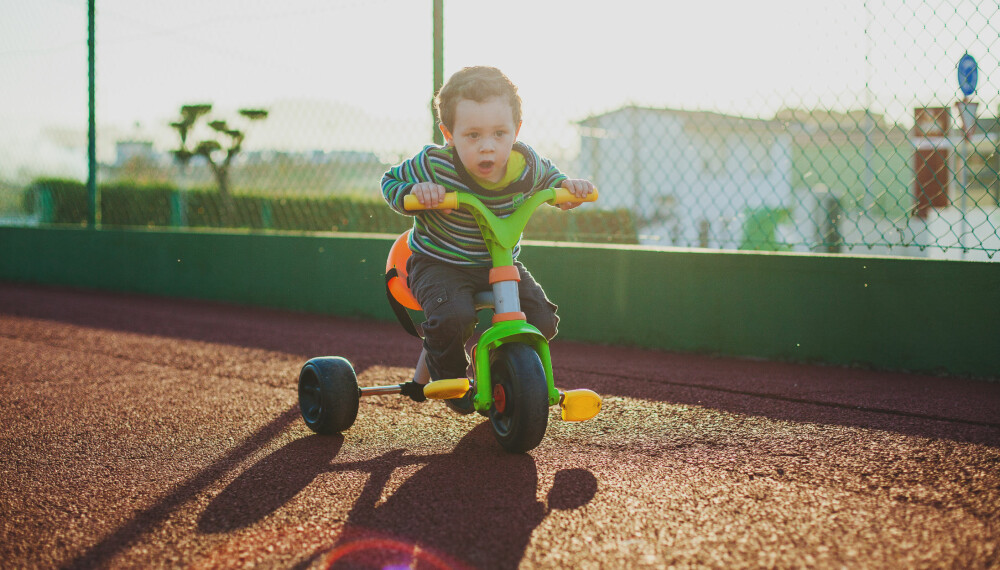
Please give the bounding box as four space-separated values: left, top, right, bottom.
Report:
381 66 594 405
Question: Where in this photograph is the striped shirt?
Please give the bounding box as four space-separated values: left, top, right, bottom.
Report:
381 141 567 266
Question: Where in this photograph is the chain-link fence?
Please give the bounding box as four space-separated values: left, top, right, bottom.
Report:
2 0 998 259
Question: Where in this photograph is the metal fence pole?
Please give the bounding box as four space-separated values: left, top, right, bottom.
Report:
432 0 444 145
87 0 99 228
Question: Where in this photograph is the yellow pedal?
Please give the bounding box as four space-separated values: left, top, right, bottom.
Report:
423 378 471 400
560 389 602 421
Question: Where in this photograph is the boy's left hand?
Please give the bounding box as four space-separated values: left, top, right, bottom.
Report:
558 179 596 210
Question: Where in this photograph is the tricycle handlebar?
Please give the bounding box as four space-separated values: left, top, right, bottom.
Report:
403 192 459 211
550 187 599 205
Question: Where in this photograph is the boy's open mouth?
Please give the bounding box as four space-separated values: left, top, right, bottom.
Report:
477 160 494 173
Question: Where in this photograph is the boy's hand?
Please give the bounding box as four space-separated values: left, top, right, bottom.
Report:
410 182 453 214
558 179 595 210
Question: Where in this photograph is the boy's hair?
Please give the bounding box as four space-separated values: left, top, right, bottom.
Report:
435 66 522 132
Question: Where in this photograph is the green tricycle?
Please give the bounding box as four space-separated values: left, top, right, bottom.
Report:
297 187 602 453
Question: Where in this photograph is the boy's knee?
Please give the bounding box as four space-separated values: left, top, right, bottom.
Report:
530 310 559 341
422 303 477 343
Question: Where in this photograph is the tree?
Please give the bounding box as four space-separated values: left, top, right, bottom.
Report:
170 104 268 197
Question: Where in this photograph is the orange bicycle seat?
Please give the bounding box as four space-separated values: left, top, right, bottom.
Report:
385 230 421 311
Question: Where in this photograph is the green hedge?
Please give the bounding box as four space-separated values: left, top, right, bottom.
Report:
525 205 638 244
103 182 176 227
25 178 638 243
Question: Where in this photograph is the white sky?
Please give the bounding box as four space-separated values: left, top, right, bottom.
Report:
1 0 997 176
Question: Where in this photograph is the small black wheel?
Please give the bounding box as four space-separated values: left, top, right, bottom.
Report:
298 357 360 434
488 343 549 453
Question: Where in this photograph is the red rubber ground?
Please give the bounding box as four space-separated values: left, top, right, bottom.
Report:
1 282 998 569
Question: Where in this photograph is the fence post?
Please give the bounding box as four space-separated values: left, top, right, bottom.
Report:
87 0 99 229
432 0 444 145
261 199 273 229
170 190 187 227
36 187 54 224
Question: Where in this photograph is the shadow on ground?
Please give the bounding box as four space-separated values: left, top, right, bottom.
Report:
61 407 301 570
198 423 598 569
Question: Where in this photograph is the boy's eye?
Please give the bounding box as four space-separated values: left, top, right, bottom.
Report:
495 131 506 138
467 132 479 140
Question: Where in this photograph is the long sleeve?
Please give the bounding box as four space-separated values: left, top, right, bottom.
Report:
381 145 439 215
533 152 568 191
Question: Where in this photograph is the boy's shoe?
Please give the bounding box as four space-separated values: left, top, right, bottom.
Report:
444 384 475 415
400 381 427 402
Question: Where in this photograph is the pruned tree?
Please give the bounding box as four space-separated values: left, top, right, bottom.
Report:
170 104 268 197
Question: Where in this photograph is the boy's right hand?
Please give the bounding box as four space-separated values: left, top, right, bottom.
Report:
410 182 453 214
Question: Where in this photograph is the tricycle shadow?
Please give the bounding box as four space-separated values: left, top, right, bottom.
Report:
197 433 344 535
198 423 597 569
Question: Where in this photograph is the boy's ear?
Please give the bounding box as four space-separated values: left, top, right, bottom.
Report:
438 124 453 145
515 121 522 140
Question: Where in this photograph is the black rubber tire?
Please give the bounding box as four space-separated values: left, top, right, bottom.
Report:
298 357 360 434
488 343 549 453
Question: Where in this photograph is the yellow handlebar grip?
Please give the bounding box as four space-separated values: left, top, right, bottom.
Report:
403 192 459 211
551 187 599 204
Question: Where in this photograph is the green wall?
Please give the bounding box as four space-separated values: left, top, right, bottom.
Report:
1 226 997 379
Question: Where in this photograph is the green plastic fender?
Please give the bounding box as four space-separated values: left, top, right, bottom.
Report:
472 320 559 412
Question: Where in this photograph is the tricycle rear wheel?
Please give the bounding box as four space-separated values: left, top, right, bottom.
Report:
488 343 548 453
298 357 360 434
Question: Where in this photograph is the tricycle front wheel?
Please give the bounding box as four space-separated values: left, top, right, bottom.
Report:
488 343 548 453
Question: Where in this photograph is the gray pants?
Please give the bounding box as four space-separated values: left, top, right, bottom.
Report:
406 253 559 380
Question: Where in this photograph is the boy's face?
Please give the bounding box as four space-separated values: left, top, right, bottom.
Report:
440 96 521 184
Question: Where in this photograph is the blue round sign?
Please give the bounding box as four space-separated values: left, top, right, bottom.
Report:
958 53 978 97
